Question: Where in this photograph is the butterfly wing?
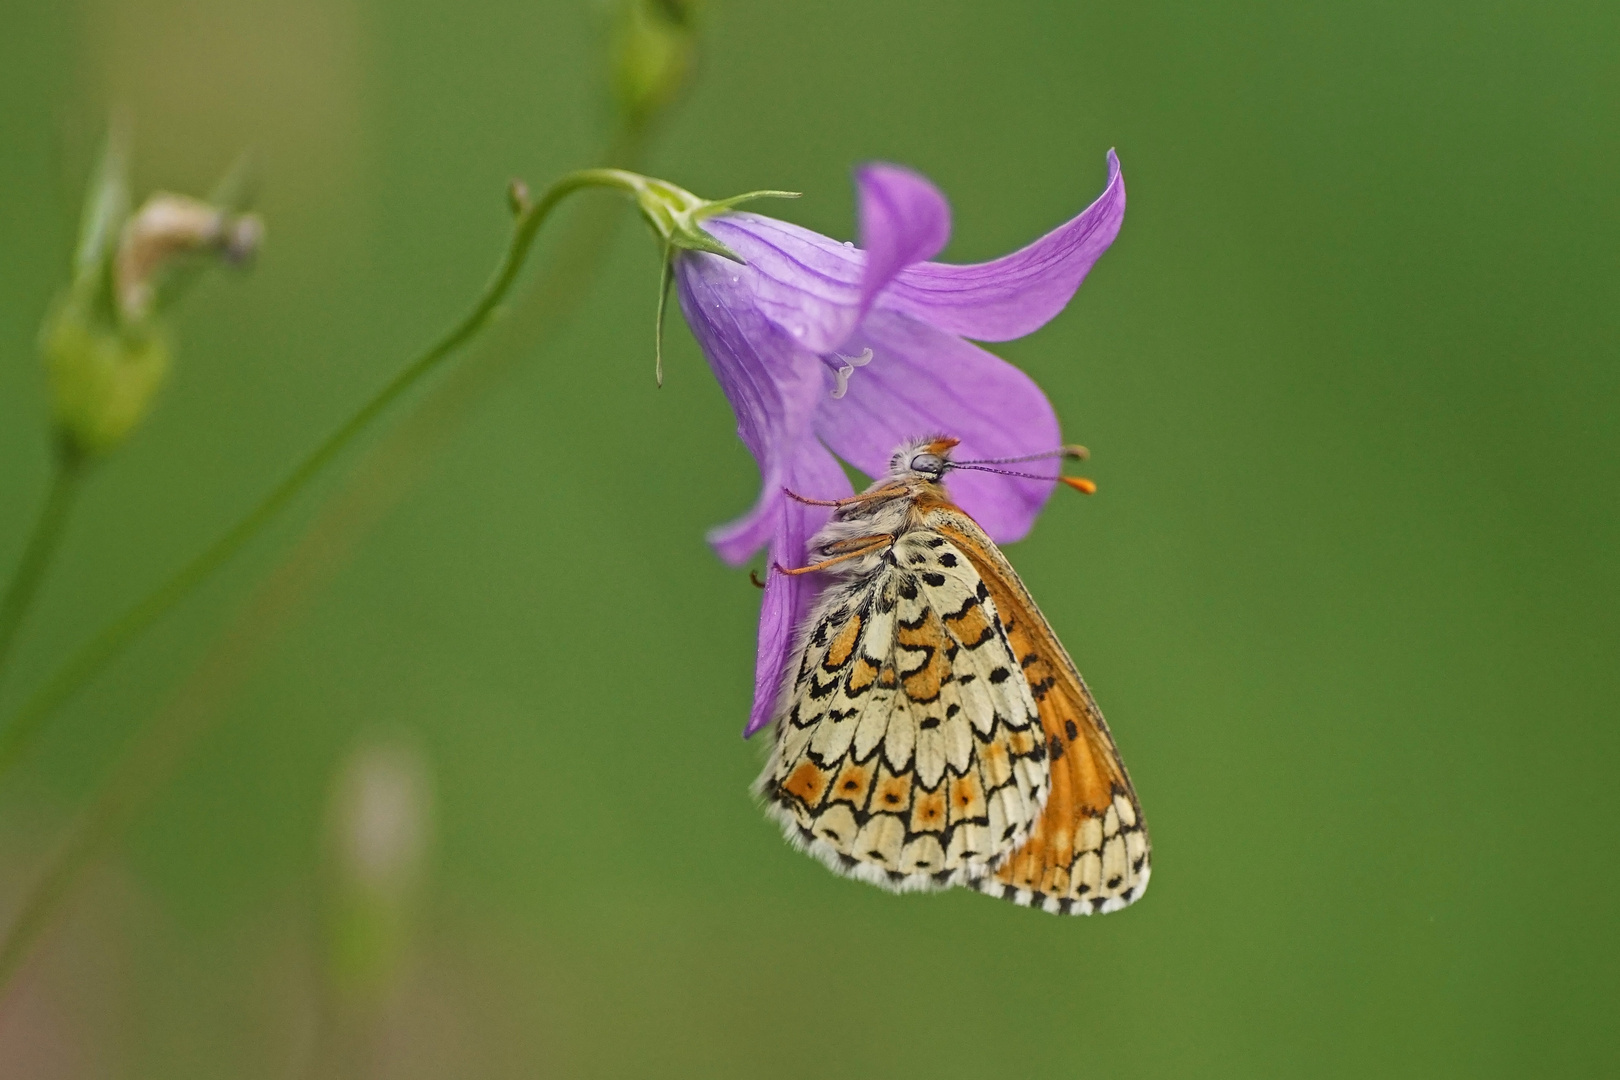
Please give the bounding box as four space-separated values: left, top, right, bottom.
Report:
760 530 1052 892
933 509 1152 915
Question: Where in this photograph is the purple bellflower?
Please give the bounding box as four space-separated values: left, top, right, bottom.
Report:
670 152 1126 736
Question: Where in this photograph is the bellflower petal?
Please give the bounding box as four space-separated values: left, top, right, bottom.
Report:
676 252 827 564
703 214 863 355
881 150 1125 342
854 163 951 318
813 308 1061 543
744 439 852 737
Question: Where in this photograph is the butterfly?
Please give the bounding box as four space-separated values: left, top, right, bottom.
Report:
757 436 1149 915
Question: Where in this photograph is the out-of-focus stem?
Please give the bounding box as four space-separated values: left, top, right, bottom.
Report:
0 454 83 691
0 127 655 997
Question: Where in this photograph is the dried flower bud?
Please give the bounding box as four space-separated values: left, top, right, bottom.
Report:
333 743 432 893
115 193 263 322
325 741 434 999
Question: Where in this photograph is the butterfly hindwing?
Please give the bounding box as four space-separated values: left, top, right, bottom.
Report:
933 512 1152 914
760 530 1052 892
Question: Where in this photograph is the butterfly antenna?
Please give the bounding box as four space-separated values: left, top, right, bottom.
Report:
954 444 1089 466
949 461 1098 494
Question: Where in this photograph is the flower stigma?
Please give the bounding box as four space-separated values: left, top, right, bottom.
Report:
826 348 874 399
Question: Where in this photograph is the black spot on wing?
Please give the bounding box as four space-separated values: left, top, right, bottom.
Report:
897 641 936 663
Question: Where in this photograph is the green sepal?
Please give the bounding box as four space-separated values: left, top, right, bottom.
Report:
589 169 799 263
564 168 799 384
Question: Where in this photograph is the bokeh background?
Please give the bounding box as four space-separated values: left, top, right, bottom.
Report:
1 0 1617 1076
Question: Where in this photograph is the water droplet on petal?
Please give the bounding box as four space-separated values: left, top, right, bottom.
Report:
731 275 739 283
843 241 854 249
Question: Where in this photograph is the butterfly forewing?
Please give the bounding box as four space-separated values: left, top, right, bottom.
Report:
934 512 1152 914
761 530 1051 892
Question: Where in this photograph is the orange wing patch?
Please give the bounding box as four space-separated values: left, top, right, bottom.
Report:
940 521 1151 916
823 614 863 670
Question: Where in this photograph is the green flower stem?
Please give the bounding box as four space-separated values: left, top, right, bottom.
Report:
0 453 84 690
0 168 636 787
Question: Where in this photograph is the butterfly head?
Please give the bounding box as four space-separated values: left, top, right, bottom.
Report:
890 436 960 482
887 436 1099 493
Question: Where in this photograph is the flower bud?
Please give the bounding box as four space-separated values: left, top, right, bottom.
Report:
40 298 171 460
608 0 698 128
115 194 262 322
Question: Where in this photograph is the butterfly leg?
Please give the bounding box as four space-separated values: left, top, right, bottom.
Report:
776 534 895 576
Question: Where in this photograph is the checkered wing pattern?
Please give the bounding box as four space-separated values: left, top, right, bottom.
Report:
760 530 1052 893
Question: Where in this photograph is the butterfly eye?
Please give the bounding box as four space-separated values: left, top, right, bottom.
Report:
910 453 944 476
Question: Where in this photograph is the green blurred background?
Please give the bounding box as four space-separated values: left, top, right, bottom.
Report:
1 0 1617 1076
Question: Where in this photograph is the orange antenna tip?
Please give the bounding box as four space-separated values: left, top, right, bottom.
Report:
1061 476 1098 495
